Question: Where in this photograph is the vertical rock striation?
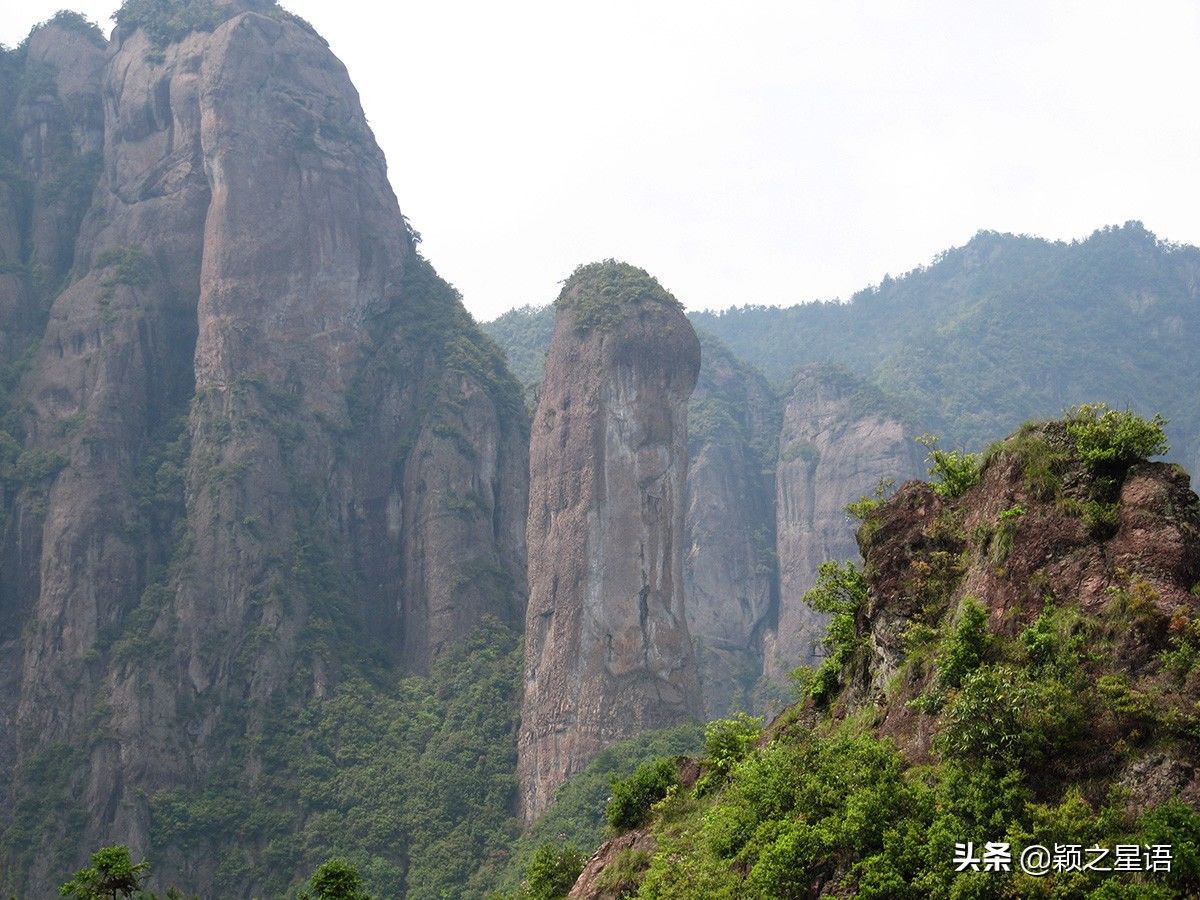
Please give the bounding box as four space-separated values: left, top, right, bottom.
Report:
684 332 778 717
519 261 702 822
763 364 922 679
0 5 528 894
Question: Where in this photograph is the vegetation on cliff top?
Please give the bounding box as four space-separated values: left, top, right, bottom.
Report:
555 260 684 334
560 410 1200 898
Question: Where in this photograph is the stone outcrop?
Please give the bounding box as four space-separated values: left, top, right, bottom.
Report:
0 6 527 894
764 364 922 679
684 332 777 717
858 421 1200 785
518 261 702 822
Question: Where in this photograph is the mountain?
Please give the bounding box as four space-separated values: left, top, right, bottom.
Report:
484 226 1200 481
567 410 1200 898
689 224 1200 478
518 261 702 822
0 4 528 896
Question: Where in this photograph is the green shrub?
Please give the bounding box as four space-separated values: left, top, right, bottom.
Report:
938 665 1081 767
1082 499 1120 538
115 0 227 49
514 843 585 900
555 260 683 334
937 597 991 688
802 560 869 705
606 757 679 832
1065 403 1169 473
916 434 979 498
1160 610 1200 679
697 713 762 794
59 845 149 899
988 504 1024 565
300 858 373 900
846 478 895 522
1020 601 1083 676
1139 800 1200 894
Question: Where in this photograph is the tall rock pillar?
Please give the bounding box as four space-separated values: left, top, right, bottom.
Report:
518 261 702 821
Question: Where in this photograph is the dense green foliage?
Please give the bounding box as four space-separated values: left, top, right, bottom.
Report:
918 434 981 498
1066 403 1170 474
607 758 681 831
936 597 991 688
500 843 586 900
794 560 869 706
115 0 226 48
615 589 1200 898
578 414 1200 897
148 618 523 898
494 724 702 894
696 713 762 795
299 858 374 900
480 305 556 390
690 225 1200 472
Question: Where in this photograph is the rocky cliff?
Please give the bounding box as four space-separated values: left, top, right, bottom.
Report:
763 364 922 680
0 4 527 895
518 261 702 822
683 332 777 718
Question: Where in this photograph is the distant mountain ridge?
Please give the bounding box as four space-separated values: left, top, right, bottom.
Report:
485 223 1200 477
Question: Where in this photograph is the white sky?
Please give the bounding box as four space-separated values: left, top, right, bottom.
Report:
5 1 1199 321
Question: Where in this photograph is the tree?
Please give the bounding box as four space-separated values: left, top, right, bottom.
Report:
59 845 149 899
300 859 373 900
520 843 586 900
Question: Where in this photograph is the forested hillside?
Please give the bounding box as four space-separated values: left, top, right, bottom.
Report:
692 223 1200 472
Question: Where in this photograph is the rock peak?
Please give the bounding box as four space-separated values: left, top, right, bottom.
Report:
519 262 702 821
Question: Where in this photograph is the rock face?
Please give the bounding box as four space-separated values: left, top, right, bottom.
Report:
764 365 922 678
519 261 703 822
859 421 1200 792
684 332 778 717
0 6 527 895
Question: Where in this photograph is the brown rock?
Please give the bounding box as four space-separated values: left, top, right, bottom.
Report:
684 332 778 717
764 364 922 679
518 261 702 822
0 8 528 893
568 829 657 900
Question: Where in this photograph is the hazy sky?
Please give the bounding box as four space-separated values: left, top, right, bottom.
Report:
5 2 1199 321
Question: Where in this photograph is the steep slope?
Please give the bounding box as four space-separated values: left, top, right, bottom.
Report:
569 409 1200 898
0 5 528 896
684 332 778 717
518 261 703 822
763 364 922 681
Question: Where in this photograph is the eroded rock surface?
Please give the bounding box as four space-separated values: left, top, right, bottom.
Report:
518 262 702 821
684 332 777 717
764 365 922 679
0 6 527 894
